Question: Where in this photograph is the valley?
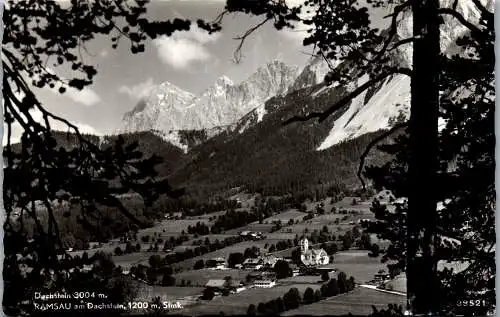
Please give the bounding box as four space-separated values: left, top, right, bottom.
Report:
68 192 406 316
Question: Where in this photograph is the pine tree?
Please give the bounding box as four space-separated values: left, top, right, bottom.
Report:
2 1 214 315
210 0 495 313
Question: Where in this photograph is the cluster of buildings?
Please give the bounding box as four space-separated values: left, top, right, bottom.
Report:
300 238 330 266
205 274 278 295
209 238 331 273
239 231 266 240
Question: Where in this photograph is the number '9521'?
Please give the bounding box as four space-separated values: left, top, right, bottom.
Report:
457 299 486 307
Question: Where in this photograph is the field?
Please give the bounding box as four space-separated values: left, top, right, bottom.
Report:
331 251 388 283
171 240 269 270
179 234 239 247
138 219 211 237
281 287 406 316
135 284 204 302
185 210 227 221
173 268 250 287
261 209 309 223
384 275 407 293
225 222 275 234
184 283 322 316
113 251 167 268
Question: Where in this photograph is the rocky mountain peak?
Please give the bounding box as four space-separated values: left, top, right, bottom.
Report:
120 59 300 135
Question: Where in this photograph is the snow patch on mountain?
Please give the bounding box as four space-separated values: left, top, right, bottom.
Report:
317 74 410 151
255 104 267 123
121 60 299 134
152 130 189 153
121 82 196 133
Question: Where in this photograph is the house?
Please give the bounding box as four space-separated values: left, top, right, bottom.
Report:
206 279 244 293
374 270 391 282
260 255 281 268
212 257 227 270
243 258 263 270
300 238 329 266
253 280 276 288
205 279 226 292
250 232 265 240
358 218 372 225
81 264 94 272
288 263 300 276
246 271 263 283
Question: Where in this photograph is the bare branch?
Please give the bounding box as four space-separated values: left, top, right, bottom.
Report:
283 68 412 125
357 122 409 190
471 0 494 18
233 18 271 63
370 1 412 62
438 8 483 37
389 37 416 51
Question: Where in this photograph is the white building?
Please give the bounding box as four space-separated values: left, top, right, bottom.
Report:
243 258 263 270
212 257 227 270
300 238 329 266
253 280 276 288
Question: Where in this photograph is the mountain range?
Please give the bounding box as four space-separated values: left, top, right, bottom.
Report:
120 53 410 154
16 0 487 199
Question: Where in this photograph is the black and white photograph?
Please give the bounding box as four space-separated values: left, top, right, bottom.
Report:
1 0 495 316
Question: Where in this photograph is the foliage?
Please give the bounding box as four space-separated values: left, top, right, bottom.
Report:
193 259 205 270
1 1 215 314
303 287 315 304
212 0 494 313
362 2 495 312
283 287 301 310
246 304 256 316
202 288 215 301
273 260 292 279
321 271 330 282
227 252 245 268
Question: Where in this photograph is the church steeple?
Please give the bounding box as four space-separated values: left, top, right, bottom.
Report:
299 237 309 254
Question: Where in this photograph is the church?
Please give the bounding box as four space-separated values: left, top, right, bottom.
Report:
299 238 329 266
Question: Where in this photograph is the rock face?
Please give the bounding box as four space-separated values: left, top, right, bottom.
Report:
121 82 196 133
121 60 299 134
120 0 487 152
307 0 488 150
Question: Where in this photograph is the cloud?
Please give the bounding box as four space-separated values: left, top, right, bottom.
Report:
152 26 221 70
62 87 102 107
99 49 109 58
118 78 156 100
42 67 102 107
3 108 101 146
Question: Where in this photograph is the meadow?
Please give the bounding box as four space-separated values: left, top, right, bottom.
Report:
281 287 406 316
184 283 322 316
173 268 250 287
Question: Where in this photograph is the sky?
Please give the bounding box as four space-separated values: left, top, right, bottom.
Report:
20 0 317 137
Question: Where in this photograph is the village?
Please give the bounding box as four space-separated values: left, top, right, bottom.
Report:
64 192 408 315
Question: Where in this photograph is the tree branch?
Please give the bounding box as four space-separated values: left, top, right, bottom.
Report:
233 17 271 63
357 122 409 190
471 0 494 18
389 37 416 51
283 68 412 125
438 8 483 36
370 1 412 62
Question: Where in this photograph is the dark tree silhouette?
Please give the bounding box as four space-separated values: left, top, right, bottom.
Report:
303 287 315 304
204 0 495 314
1 1 221 315
363 5 495 313
273 259 292 279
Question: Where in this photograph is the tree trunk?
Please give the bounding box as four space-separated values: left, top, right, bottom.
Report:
407 0 441 314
